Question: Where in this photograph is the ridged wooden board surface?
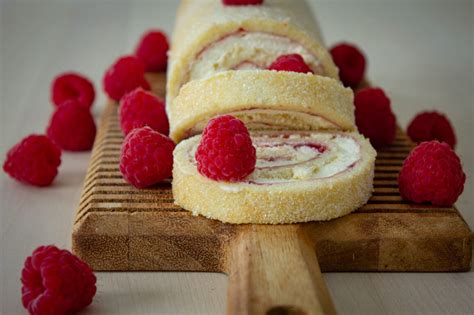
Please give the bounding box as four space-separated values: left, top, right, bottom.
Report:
72 73 472 273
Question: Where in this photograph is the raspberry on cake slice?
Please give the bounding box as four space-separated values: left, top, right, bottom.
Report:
195 115 256 182
223 0 264 5
268 54 314 74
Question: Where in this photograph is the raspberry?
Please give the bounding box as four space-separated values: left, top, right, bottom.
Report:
330 43 366 88
21 245 96 315
223 0 263 5
407 111 456 148
46 100 97 151
3 135 61 186
51 72 95 108
120 127 175 188
268 54 313 74
195 115 256 182
354 87 396 147
119 88 169 135
103 55 150 101
135 30 169 72
398 141 465 206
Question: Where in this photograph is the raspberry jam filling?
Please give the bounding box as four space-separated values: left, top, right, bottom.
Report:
187 31 324 83
190 132 361 185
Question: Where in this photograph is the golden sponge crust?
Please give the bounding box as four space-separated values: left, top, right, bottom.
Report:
172 132 376 224
170 70 355 142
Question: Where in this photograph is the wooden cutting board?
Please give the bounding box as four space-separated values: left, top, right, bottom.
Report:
72 73 472 315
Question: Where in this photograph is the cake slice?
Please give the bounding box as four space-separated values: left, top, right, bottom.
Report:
167 0 339 103
169 70 354 142
173 131 376 224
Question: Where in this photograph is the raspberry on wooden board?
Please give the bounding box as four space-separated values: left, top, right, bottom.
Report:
135 30 169 72
330 43 366 88
120 127 175 188
407 111 456 148
398 141 465 206
354 87 396 147
103 55 150 101
119 88 169 136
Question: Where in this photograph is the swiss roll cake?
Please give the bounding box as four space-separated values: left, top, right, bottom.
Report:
168 0 376 224
167 0 339 104
173 131 376 224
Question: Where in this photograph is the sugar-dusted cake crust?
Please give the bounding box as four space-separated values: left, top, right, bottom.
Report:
167 0 339 103
173 131 376 224
169 70 355 142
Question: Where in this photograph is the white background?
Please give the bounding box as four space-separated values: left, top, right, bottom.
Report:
1 0 473 314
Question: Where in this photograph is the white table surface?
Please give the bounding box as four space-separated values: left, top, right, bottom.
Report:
1 0 473 314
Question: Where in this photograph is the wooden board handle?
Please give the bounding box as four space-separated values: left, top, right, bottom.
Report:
225 225 336 315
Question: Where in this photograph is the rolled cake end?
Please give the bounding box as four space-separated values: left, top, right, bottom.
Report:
167 0 340 102
172 131 376 224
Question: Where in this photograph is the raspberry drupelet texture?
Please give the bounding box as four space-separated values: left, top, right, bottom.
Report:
103 55 150 101
195 115 256 182
3 135 61 187
120 127 175 188
21 245 96 315
398 141 465 206
223 0 263 5
268 54 313 74
330 43 366 88
119 88 169 136
51 72 95 109
407 111 456 148
135 30 169 72
46 100 97 151
354 87 396 147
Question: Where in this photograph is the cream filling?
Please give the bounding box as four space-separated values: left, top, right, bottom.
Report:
250 133 360 184
189 31 323 82
188 132 361 186
184 109 339 138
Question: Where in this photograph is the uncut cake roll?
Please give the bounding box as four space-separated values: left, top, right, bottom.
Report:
173 131 376 224
167 0 339 104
